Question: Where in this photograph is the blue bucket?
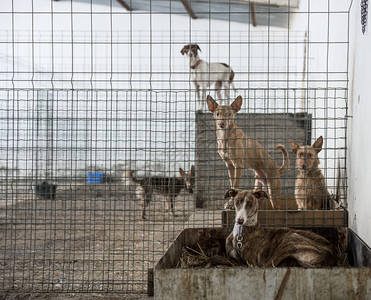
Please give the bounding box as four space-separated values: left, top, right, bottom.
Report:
87 172 104 184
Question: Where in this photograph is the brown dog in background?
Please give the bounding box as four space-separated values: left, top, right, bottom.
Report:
207 95 289 209
290 136 331 209
224 188 336 267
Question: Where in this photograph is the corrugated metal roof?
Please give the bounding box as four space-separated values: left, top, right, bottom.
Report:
71 0 299 27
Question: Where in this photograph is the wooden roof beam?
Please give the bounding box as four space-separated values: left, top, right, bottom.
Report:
250 3 257 27
181 0 197 19
116 0 132 11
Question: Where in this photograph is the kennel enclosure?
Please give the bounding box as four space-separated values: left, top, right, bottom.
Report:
0 0 351 295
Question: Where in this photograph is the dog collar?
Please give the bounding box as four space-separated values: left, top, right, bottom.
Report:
190 60 202 69
237 224 243 251
299 167 319 175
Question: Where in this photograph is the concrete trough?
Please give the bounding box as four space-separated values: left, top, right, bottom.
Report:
222 206 348 229
154 227 371 299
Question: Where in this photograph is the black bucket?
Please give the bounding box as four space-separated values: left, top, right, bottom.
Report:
33 181 57 199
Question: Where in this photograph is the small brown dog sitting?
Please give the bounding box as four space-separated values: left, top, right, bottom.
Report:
225 188 336 267
289 136 331 210
207 95 289 209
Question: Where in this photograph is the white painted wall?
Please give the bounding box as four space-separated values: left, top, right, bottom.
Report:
348 1 371 246
0 0 353 220
0 0 310 179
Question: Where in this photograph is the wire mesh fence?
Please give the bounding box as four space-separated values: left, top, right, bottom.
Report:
0 0 350 295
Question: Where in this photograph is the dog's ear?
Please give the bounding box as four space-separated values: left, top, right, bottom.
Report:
230 96 242 112
189 44 200 55
190 165 195 176
252 190 269 200
289 140 300 154
179 167 185 177
207 95 218 112
224 188 239 199
312 136 323 153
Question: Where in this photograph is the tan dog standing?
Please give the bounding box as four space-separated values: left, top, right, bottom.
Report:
207 95 289 209
289 136 331 209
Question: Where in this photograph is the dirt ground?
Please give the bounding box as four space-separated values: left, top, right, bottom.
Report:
0 181 221 297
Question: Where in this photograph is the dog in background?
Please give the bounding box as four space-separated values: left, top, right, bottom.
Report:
125 166 195 219
224 188 336 267
289 136 332 210
181 44 236 111
207 95 288 209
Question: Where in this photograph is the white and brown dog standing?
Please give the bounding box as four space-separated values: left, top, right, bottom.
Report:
207 95 288 209
181 44 236 111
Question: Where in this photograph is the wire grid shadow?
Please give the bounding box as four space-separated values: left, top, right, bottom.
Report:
0 0 350 295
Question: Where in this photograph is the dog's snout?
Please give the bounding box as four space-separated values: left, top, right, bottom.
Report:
218 122 225 128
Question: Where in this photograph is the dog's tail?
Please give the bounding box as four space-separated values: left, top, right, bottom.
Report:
229 70 237 91
331 160 343 207
125 170 141 185
275 144 289 176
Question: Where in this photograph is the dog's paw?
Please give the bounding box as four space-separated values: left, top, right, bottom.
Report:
229 249 239 260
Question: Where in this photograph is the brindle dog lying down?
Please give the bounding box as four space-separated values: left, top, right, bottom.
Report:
225 188 336 268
